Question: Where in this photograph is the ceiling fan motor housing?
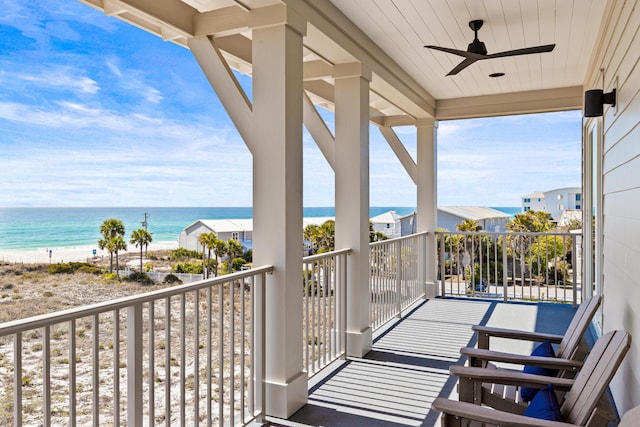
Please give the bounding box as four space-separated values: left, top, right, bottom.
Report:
468 20 487 55
468 39 487 55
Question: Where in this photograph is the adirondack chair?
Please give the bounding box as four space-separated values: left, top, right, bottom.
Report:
457 296 602 416
465 296 601 370
432 330 631 427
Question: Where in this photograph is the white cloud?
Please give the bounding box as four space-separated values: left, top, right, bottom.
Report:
0 2 583 209
13 68 100 94
107 61 123 78
142 86 163 104
103 58 164 104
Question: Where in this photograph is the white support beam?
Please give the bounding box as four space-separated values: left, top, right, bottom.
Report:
436 86 584 120
188 36 253 152
303 60 332 81
84 0 196 37
290 0 435 119
416 118 438 298
195 6 249 37
103 0 127 16
334 62 372 358
251 13 308 419
250 3 306 32
302 91 335 170
377 126 417 185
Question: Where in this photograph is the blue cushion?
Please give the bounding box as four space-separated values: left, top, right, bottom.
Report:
520 340 558 401
523 384 563 421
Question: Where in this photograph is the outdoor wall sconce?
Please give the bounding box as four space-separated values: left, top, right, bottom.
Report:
584 88 616 117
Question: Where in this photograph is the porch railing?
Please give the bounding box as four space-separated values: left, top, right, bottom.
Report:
436 230 581 305
0 266 272 427
302 249 350 376
369 232 428 330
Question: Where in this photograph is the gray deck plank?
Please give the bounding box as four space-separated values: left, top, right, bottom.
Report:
264 298 578 427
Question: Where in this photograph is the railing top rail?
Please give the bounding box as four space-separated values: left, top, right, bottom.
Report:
435 230 581 237
303 248 351 263
0 265 274 337
369 230 429 248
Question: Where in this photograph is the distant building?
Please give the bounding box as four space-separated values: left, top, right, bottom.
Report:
178 217 333 253
557 209 582 228
370 210 402 239
370 207 511 236
521 187 582 220
437 206 511 232
522 191 546 212
179 219 253 251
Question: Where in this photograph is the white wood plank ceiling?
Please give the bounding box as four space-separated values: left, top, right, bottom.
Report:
80 0 608 121
329 0 606 100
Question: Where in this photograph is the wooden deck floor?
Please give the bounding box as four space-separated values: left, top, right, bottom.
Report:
264 297 581 427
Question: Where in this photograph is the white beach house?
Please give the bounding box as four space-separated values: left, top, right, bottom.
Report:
370 210 402 239
438 206 511 233
522 187 582 219
179 219 254 251
6 1 640 425
178 217 334 251
374 207 511 238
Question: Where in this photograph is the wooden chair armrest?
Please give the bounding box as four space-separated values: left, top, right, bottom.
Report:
472 325 564 349
432 398 578 427
460 347 583 372
450 365 575 391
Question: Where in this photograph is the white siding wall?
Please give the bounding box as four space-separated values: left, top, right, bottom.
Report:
543 188 581 219
437 211 463 232
586 0 640 414
178 223 212 251
522 196 546 212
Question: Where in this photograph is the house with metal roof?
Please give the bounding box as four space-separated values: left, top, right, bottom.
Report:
438 206 511 232
178 219 254 251
179 217 334 251
370 210 402 238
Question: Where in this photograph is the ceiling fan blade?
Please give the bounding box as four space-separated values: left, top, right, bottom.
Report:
425 45 476 58
487 44 555 59
446 57 479 76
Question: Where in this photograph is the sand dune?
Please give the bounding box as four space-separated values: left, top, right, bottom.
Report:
0 241 179 264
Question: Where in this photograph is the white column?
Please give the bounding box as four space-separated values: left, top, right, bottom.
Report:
416 118 438 298
334 63 373 357
251 8 308 418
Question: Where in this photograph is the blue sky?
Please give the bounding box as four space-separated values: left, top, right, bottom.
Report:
0 1 582 208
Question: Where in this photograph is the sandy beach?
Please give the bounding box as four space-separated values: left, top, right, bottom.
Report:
0 241 179 264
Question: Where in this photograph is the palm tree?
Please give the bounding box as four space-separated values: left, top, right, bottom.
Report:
316 220 335 252
212 238 227 277
507 210 555 260
456 219 482 232
112 235 127 276
304 224 320 254
198 232 218 278
226 239 245 272
98 218 125 273
130 228 153 273
456 219 482 265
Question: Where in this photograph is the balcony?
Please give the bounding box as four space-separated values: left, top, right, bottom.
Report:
272 298 580 426
0 231 592 426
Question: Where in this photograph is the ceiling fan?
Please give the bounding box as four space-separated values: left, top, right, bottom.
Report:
424 20 555 76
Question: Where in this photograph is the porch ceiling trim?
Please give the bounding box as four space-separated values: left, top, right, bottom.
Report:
435 86 584 121
295 0 435 119
79 0 586 122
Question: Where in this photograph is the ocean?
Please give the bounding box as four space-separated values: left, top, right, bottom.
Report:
0 207 418 251
0 206 520 252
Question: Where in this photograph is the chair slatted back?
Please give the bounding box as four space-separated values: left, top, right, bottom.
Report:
561 330 631 425
557 296 601 359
